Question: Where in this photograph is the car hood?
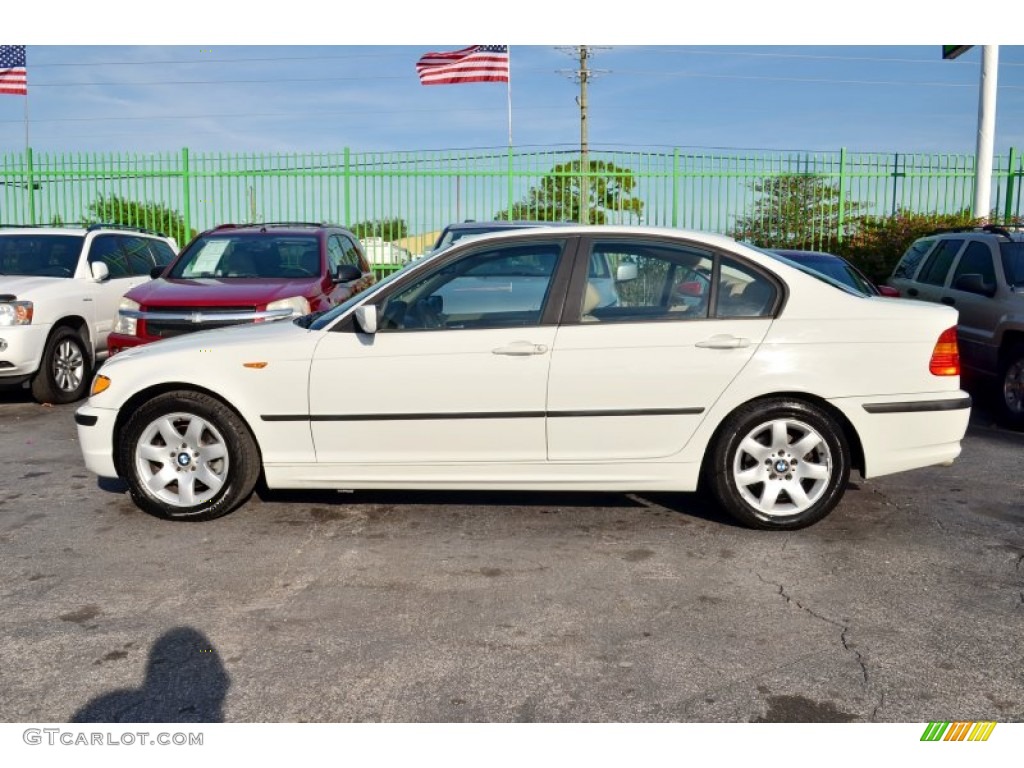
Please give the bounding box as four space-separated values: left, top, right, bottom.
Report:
127 277 321 307
101 315 316 367
0 274 71 299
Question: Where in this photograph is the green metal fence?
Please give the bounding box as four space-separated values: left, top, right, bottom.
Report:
1 146 1021 259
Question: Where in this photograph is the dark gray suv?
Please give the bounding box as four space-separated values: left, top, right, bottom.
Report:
888 225 1024 428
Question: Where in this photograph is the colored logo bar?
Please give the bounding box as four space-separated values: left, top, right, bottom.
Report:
921 722 997 741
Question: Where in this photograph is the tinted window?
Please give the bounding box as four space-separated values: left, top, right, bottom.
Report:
377 242 562 331
917 239 963 286
338 235 363 268
892 238 936 279
121 235 158 276
87 235 130 278
952 242 996 289
327 236 346 272
581 242 714 322
0 235 82 277
1000 242 1024 287
150 240 177 266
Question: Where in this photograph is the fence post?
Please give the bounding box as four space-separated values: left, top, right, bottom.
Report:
836 147 847 244
1005 147 1018 221
26 146 36 225
181 148 191 238
672 148 679 228
343 147 351 226
507 146 514 219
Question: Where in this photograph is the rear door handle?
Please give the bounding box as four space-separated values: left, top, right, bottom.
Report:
941 296 956 306
492 341 549 356
696 335 751 349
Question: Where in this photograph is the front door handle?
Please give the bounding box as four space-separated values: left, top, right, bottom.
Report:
696 335 751 349
907 288 919 297
941 296 956 306
492 341 549 356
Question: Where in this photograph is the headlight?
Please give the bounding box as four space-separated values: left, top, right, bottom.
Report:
114 298 140 335
0 301 33 326
266 296 311 317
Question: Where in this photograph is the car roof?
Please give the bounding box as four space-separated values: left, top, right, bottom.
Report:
203 222 345 237
441 224 742 248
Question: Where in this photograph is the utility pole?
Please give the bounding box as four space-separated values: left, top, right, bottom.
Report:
578 46 590 225
558 46 607 225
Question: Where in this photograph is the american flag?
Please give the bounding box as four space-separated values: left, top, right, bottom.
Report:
416 45 509 86
0 46 27 95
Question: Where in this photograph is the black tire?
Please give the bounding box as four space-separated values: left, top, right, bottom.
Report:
118 391 260 522
707 399 850 530
30 326 91 404
994 344 1024 431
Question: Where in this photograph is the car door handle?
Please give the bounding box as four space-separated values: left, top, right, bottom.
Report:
941 296 956 306
492 341 549 356
696 335 751 349
906 288 919 297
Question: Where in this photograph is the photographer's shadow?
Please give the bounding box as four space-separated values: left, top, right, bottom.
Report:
71 626 229 723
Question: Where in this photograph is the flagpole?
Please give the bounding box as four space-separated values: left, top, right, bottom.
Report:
506 45 513 147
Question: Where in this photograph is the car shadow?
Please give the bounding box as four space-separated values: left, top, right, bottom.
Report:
252 484 747 527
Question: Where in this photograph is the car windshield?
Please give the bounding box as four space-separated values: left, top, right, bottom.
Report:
1000 242 1024 287
0 234 83 278
168 234 320 279
756 247 872 297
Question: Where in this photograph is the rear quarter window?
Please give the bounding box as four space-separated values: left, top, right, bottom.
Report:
892 238 936 280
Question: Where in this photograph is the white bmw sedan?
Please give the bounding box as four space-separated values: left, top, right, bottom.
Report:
75 226 971 530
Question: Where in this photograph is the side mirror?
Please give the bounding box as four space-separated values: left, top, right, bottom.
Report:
335 264 362 284
616 263 638 282
150 265 167 279
354 305 377 334
952 273 995 297
877 285 901 298
90 262 110 282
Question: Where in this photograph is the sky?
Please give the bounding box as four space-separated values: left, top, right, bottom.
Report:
3 3 1024 157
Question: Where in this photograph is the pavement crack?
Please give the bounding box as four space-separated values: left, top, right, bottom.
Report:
757 572 869 686
870 691 885 722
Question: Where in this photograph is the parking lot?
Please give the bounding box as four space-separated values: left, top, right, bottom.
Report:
0 383 1021 723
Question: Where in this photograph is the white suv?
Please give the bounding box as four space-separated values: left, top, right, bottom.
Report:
0 225 178 403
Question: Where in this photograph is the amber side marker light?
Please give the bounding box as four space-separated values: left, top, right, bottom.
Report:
91 375 111 396
243 362 268 369
930 327 961 376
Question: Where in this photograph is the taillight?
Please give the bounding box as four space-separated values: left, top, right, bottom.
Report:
929 327 960 376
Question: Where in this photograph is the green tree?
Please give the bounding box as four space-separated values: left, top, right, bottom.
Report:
85 195 194 246
834 208 977 283
351 218 408 241
731 174 866 250
495 160 644 224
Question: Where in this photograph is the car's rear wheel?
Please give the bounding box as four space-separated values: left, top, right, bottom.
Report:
995 344 1024 430
118 391 260 521
30 326 90 404
708 399 850 530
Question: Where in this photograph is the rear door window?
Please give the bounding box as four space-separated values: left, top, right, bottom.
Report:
917 239 964 286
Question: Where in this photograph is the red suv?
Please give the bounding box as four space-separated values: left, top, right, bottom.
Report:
107 222 375 354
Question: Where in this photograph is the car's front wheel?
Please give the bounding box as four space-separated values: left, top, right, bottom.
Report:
118 391 261 521
30 326 90 404
707 399 850 530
